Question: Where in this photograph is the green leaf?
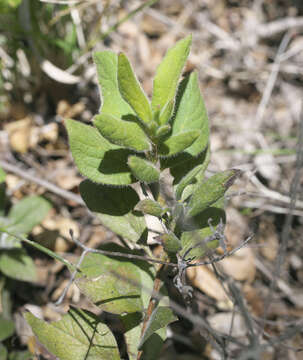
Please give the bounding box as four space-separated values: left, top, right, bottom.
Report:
66 119 133 186
121 313 167 360
155 124 171 138
75 252 152 314
158 130 200 157
0 182 7 217
8 350 32 360
0 0 22 13
8 195 51 235
0 195 51 249
0 229 77 272
94 113 151 152
180 198 226 259
0 167 6 183
138 306 177 349
135 199 165 217
174 146 210 200
0 344 7 360
172 72 209 156
93 51 134 118
118 53 152 124
25 307 120 360
128 156 160 183
160 232 182 254
0 249 37 282
80 180 146 243
121 313 142 360
187 169 241 217
152 35 192 113
159 100 174 125
0 315 15 341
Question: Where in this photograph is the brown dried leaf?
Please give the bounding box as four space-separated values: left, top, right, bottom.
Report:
33 214 79 252
207 312 246 337
186 265 229 303
5 117 32 153
220 247 256 283
56 100 85 119
258 221 278 261
243 283 264 317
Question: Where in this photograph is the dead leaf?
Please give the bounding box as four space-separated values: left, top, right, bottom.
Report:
243 283 264 317
207 312 246 337
258 221 278 261
141 14 167 37
254 153 281 182
56 100 85 119
220 247 256 282
40 123 59 143
186 265 230 304
51 280 80 304
5 117 32 153
33 213 79 252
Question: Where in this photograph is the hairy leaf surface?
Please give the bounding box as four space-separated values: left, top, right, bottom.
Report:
118 53 152 124
80 180 146 243
66 119 134 185
95 114 151 152
152 36 192 113
25 307 120 360
172 72 209 156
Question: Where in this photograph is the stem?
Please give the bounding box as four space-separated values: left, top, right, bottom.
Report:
137 251 167 360
0 229 77 271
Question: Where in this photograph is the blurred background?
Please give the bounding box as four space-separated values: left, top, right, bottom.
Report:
0 0 303 359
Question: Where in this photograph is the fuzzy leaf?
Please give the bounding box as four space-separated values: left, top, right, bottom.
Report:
135 199 165 217
75 252 152 314
128 156 160 183
94 51 134 118
0 0 22 13
155 124 171 138
0 344 7 359
25 307 120 360
180 198 226 259
118 53 152 124
8 196 51 235
94 113 151 152
152 35 192 113
174 146 210 200
0 315 15 341
187 169 241 217
80 180 146 243
0 249 37 282
121 311 168 360
0 196 51 249
161 232 182 254
0 180 7 217
158 130 200 157
0 167 5 183
172 72 209 156
66 119 134 185
138 306 177 349
159 100 174 125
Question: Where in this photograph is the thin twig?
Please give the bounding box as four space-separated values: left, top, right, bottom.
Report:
186 234 253 268
55 230 89 305
258 17 303 39
0 229 76 271
0 160 84 205
260 102 303 338
255 31 292 127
